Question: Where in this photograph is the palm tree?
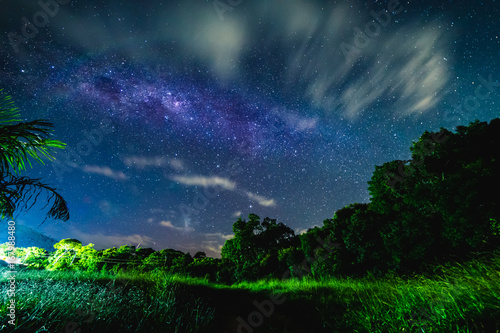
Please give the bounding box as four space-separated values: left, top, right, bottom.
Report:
0 89 69 222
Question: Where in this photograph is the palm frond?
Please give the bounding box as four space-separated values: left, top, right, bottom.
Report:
0 91 69 222
0 91 66 175
0 174 70 222
0 120 66 174
0 89 21 125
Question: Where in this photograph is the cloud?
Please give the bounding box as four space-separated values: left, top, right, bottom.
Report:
282 112 319 132
157 4 246 80
51 1 450 121
170 173 277 207
168 159 184 171
82 165 128 180
253 1 450 120
266 107 319 134
159 220 194 232
170 174 276 207
170 175 236 190
123 156 184 171
245 191 276 207
336 23 450 120
204 232 234 241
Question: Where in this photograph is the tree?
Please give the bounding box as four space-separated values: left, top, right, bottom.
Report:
99 245 141 272
221 214 298 281
297 204 385 278
367 119 500 273
171 252 193 274
74 243 99 271
48 239 83 270
0 90 69 222
222 214 261 261
24 246 50 269
0 243 49 269
186 257 220 281
141 248 184 272
193 251 207 259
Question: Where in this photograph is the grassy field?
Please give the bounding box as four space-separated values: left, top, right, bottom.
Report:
1 251 499 333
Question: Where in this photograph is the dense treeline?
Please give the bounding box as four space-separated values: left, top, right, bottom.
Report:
4 118 500 284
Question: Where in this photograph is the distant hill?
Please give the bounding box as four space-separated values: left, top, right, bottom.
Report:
0 223 57 251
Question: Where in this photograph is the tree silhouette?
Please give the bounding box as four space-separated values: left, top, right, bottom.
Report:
0 90 69 222
221 214 298 281
367 119 500 272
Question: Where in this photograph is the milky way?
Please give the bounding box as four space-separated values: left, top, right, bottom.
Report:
0 0 499 256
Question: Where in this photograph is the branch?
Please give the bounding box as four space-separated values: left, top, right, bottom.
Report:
0 175 70 222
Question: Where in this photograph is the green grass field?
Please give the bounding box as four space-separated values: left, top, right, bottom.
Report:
1 251 499 333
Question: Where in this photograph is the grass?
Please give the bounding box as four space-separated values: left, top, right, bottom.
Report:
0 270 216 333
0 251 499 332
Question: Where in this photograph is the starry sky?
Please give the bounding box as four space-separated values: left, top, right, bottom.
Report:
0 0 499 257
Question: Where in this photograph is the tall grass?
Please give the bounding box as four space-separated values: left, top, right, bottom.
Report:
0 270 216 333
227 251 500 332
0 251 499 332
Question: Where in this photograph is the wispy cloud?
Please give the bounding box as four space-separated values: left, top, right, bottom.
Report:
159 220 194 232
204 232 234 241
123 156 184 171
245 191 276 207
82 165 128 180
337 23 450 119
267 107 319 133
157 5 246 80
97 200 121 217
168 159 184 171
282 5 451 120
170 175 236 190
169 173 277 207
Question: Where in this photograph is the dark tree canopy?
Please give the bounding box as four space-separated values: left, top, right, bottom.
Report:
366 118 500 272
221 118 500 280
221 214 298 281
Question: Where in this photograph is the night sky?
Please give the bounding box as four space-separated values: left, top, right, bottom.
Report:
0 0 499 257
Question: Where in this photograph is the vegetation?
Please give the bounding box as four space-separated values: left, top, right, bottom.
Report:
0 90 69 222
0 270 216 332
0 251 499 332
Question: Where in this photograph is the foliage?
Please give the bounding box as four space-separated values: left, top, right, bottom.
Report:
367 118 500 273
140 248 184 272
0 270 216 332
0 90 69 221
97 245 150 272
221 214 298 281
0 243 50 268
186 257 220 280
170 252 193 274
48 238 84 270
1 251 499 332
